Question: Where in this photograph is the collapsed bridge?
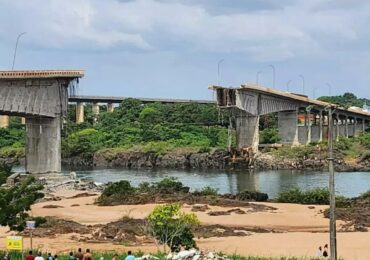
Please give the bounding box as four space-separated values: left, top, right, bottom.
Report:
0 70 84 173
211 84 370 153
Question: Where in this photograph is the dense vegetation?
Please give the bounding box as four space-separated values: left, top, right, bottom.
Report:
318 92 369 109
277 188 330 205
0 164 44 231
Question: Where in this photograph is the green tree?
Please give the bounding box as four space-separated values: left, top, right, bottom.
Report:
147 203 199 252
0 176 44 231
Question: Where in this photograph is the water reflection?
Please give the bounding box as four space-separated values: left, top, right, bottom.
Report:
12 166 370 199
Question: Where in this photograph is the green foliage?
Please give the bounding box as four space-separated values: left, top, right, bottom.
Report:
277 188 330 205
98 180 136 205
274 146 316 159
0 176 44 231
0 128 25 148
194 186 219 196
147 203 199 252
0 163 12 185
260 128 280 144
152 177 185 194
318 92 368 109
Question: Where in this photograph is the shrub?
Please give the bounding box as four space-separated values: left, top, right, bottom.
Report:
194 186 219 196
153 177 186 194
277 188 330 205
260 128 280 144
97 180 137 205
147 203 199 252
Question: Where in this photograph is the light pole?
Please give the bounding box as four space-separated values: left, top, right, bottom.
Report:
326 106 337 260
217 59 224 86
299 74 305 94
286 80 292 91
326 83 332 96
12 32 27 70
313 87 318 99
269 64 276 88
256 71 262 85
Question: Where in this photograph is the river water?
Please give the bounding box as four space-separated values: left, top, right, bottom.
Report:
13 166 370 198
61 168 370 199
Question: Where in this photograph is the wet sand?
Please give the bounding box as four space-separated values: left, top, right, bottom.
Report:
1 190 369 260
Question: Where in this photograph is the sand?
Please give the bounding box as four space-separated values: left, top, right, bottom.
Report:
1 190 369 260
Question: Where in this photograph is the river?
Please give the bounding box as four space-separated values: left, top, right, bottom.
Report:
13 166 370 198
60 168 370 199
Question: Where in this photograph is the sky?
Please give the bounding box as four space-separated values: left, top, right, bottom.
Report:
0 0 370 100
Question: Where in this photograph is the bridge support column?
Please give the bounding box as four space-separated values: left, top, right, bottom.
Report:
26 117 61 173
345 115 349 138
363 119 366 132
0 115 10 128
235 112 259 153
306 107 312 144
319 110 323 142
107 103 114 113
278 109 299 145
21 117 26 125
76 102 84 124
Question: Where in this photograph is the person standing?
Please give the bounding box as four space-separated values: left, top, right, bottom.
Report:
125 251 135 260
75 249 83 260
68 252 76 260
323 244 329 258
316 246 323 257
26 251 35 260
47 253 53 260
35 252 44 260
83 249 92 260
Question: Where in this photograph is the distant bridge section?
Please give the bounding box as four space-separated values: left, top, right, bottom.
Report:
68 95 215 124
211 83 370 152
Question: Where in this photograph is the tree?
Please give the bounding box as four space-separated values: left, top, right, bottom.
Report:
147 203 199 252
0 176 44 231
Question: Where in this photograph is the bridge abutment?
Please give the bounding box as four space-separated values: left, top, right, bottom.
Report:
26 117 61 173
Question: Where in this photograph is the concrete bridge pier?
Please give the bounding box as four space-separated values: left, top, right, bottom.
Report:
26 117 61 173
76 102 84 124
235 112 259 153
107 103 114 113
0 115 10 128
278 109 299 145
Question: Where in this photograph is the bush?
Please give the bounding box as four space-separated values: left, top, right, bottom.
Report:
277 188 330 205
153 177 186 194
260 128 280 144
194 186 219 196
147 204 199 252
97 180 137 205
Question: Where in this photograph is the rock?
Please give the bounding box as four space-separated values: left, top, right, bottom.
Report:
172 249 197 260
191 204 210 212
42 204 64 209
206 252 214 259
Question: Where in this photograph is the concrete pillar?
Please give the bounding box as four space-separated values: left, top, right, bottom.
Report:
0 115 10 128
25 117 61 173
92 102 100 115
363 119 366 132
354 118 358 136
319 110 323 142
236 112 259 153
107 103 114 113
306 108 312 144
345 115 349 138
76 102 84 124
278 109 299 145
21 117 26 125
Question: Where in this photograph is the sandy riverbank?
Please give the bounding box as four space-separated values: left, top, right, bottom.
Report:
1 189 369 260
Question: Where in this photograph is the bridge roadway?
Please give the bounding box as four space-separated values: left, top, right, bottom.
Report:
68 95 214 104
212 83 370 152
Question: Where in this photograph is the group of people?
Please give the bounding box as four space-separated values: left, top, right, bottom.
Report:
316 244 329 258
20 248 135 260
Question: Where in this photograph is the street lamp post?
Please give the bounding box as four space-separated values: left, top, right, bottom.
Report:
12 32 27 70
269 64 276 88
299 74 305 94
217 59 224 86
326 83 332 96
286 80 292 91
256 71 262 85
313 87 318 99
